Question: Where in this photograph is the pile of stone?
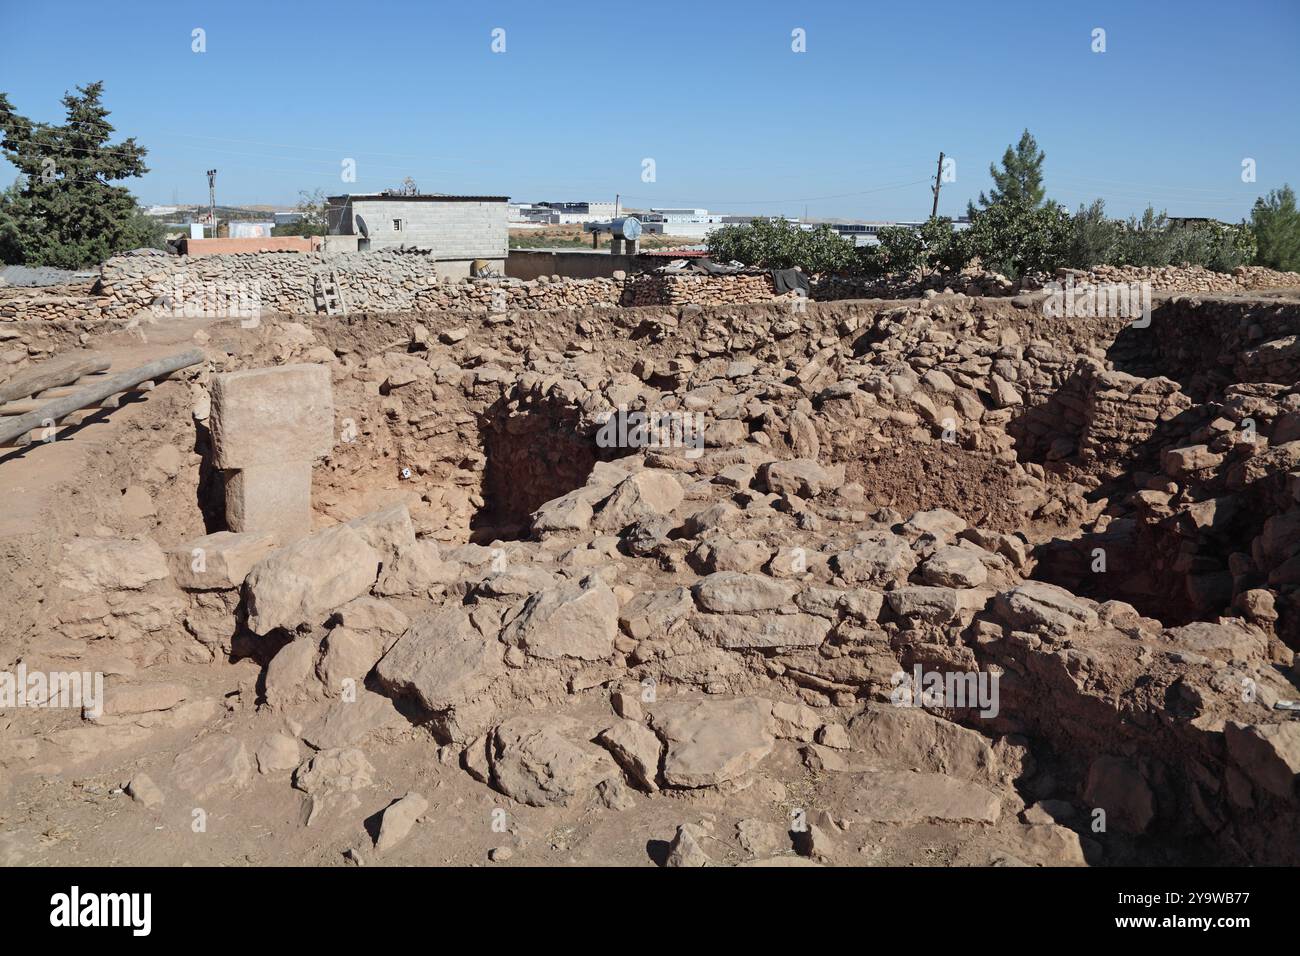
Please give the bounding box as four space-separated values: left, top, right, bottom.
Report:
416 274 623 313
1034 263 1300 295
622 271 778 306
8 280 1300 868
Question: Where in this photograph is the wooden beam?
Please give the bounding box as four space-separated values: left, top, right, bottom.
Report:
0 351 111 404
0 348 204 449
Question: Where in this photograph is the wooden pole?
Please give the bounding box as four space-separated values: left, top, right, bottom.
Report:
930 151 945 220
0 351 110 404
0 347 204 448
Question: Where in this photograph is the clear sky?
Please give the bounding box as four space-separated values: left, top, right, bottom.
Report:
1 0 1297 221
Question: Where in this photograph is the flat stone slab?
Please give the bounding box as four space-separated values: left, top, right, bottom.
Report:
301 690 405 750
172 734 253 801
691 571 798 614
649 697 775 788
690 612 830 649
826 770 1002 825
500 576 618 661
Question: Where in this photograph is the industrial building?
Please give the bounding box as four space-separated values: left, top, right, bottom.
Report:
509 201 618 225
326 192 509 278
640 208 726 238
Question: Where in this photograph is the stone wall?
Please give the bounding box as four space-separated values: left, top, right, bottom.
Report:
95 247 443 320
621 271 779 306
4 250 1298 326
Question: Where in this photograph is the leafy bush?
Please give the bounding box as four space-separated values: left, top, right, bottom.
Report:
965 199 1072 278
1093 206 1255 271
1170 220 1255 271
854 218 971 280
706 218 858 274
917 217 972 274
1067 199 1122 269
856 225 921 278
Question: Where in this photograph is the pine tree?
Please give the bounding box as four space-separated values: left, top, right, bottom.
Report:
967 129 1047 217
1251 185 1300 272
0 83 159 268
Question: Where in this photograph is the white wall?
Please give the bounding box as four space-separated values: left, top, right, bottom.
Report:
347 199 508 260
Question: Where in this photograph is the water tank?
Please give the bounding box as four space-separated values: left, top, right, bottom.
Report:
583 217 642 241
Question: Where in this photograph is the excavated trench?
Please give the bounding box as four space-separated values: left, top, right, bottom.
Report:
9 292 1299 867
1010 295 1300 644
474 399 628 541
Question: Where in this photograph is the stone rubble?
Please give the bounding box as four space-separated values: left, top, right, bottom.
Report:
3 274 1300 868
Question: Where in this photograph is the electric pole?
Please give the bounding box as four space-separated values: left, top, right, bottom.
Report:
930 152 944 219
207 169 217 233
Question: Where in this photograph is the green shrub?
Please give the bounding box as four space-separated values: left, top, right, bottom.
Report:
706 218 858 274
965 199 1072 278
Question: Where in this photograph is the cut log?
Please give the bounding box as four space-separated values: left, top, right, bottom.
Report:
0 389 146 416
0 351 111 404
0 348 204 449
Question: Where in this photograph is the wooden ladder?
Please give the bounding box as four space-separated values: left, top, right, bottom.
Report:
314 270 347 316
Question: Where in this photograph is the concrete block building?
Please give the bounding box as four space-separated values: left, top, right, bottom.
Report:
326 193 509 278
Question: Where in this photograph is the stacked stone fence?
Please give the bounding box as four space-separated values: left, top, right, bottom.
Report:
3 250 1299 326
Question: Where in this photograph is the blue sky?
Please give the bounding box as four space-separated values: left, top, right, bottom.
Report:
1 0 1297 221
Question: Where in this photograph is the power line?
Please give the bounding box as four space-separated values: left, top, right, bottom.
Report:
616 177 933 208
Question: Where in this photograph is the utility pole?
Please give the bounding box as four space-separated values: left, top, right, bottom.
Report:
206 169 217 234
615 193 620 218
930 152 944 219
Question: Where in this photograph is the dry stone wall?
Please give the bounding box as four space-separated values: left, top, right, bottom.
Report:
4 251 1298 329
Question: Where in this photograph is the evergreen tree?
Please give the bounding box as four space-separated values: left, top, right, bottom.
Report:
967 129 1047 217
1251 184 1300 272
0 83 158 268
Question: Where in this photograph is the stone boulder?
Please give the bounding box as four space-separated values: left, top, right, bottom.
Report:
501 575 618 661
649 697 775 788
244 524 380 634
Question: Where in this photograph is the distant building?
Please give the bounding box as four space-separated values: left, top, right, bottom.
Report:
720 215 800 225
228 221 275 239
831 218 970 246
274 212 303 226
326 192 509 278
530 201 617 225
509 203 552 224
641 208 726 238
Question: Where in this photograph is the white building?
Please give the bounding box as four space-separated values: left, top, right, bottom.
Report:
326 192 509 277
640 208 726 238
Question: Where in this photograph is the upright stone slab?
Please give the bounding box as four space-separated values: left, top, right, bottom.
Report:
210 364 334 468
225 462 314 542
210 364 333 542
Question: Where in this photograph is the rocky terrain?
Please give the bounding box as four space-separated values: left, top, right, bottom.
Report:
1 284 1299 868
